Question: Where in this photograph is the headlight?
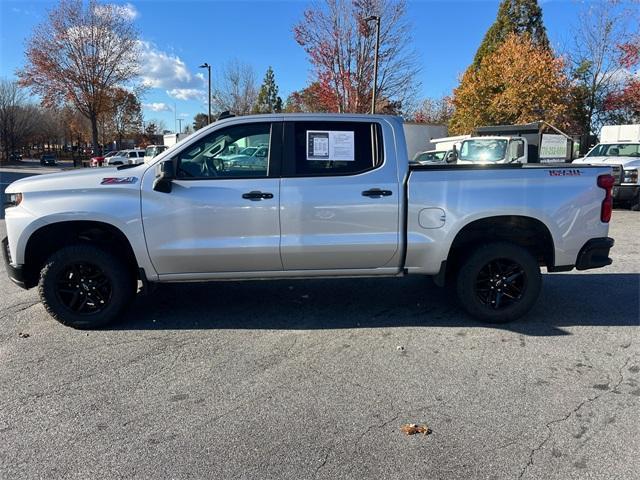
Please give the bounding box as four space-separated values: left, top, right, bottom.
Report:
623 169 638 183
4 193 23 208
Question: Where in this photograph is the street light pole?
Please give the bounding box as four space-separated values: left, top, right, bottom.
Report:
199 62 212 124
364 15 381 114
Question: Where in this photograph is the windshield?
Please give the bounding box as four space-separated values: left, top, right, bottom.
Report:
414 151 446 162
586 143 640 158
459 139 508 162
239 147 257 156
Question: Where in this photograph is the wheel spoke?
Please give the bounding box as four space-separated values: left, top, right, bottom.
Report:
68 291 81 310
77 296 89 312
494 292 503 309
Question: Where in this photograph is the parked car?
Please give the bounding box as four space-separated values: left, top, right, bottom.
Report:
3 114 615 329
412 149 448 164
573 124 640 210
104 149 145 166
40 154 57 166
96 151 120 167
143 145 168 163
90 151 118 167
9 152 23 161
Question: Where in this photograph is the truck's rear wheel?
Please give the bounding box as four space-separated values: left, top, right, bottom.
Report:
38 245 135 329
456 242 541 323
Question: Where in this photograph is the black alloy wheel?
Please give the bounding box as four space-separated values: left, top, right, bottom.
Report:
38 244 135 329
474 258 526 310
55 262 113 315
456 242 541 323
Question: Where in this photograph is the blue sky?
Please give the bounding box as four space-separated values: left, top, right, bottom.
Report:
0 0 633 132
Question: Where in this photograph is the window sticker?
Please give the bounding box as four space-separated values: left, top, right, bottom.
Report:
306 130 355 161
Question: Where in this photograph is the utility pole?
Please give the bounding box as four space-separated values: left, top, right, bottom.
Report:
364 15 381 114
199 62 212 124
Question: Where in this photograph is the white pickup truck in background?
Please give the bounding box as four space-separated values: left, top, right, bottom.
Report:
573 124 640 210
3 114 615 329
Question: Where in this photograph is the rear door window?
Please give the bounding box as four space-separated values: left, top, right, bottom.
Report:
284 121 383 177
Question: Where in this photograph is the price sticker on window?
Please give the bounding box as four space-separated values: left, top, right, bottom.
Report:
306 130 355 161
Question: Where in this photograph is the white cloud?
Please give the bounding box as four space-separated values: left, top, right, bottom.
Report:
95 3 139 21
143 102 173 112
138 41 206 97
167 88 206 101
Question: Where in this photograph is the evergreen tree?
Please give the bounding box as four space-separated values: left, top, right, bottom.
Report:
193 113 209 130
473 0 550 67
253 67 283 114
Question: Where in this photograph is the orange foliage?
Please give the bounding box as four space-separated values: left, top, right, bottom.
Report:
450 34 571 135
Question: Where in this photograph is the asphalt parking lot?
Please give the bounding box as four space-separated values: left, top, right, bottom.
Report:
0 204 638 479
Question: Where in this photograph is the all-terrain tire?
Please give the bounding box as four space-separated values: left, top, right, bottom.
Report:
38 244 135 329
456 242 541 323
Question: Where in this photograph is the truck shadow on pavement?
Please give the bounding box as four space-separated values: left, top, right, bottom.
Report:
117 273 640 336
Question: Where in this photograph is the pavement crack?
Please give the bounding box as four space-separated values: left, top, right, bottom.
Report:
518 356 633 479
0 300 39 321
313 449 331 478
353 411 401 450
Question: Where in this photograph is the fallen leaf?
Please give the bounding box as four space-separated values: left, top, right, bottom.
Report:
401 423 432 436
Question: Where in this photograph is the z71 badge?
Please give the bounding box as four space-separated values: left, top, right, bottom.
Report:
548 169 581 177
100 177 138 185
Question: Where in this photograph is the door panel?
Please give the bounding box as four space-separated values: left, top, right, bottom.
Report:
141 121 283 275
280 120 400 271
143 179 281 274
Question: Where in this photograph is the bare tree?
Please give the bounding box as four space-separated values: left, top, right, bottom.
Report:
211 59 258 116
294 0 420 114
0 79 38 162
413 96 455 124
18 0 140 153
567 0 639 148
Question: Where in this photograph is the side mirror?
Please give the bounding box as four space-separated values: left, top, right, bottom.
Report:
153 159 175 193
446 151 457 163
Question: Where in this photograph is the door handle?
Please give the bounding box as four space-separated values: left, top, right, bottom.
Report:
362 189 393 198
242 191 273 200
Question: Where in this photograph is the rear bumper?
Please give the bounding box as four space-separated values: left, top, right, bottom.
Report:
2 237 27 289
576 237 614 271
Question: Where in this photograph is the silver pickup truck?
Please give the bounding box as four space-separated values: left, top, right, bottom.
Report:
3 114 615 328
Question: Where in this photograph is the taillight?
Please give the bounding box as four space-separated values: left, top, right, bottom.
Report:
597 174 614 223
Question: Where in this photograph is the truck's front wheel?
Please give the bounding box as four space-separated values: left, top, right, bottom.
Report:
38 245 135 329
456 242 541 323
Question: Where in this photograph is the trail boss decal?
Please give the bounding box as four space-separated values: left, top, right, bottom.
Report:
100 177 138 185
548 169 582 177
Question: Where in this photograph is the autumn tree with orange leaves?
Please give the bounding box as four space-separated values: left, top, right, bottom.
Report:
449 34 571 135
18 0 140 153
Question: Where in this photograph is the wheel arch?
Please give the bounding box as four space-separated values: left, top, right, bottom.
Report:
21 220 139 288
442 215 555 283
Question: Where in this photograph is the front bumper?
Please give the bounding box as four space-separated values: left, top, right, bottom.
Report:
576 237 614 271
612 185 639 202
2 237 27 289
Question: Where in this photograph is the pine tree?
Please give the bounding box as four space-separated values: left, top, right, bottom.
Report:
473 0 550 67
253 67 283 114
